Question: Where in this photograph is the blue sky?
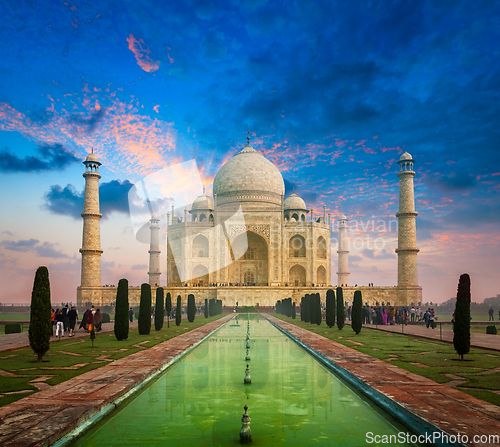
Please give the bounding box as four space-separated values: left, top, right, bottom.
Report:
0 0 499 304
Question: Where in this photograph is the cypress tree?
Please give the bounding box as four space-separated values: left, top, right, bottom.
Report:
326 289 336 328
303 294 310 322
316 293 322 326
352 290 363 334
28 266 52 363
204 298 209 318
300 296 305 321
217 299 222 314
154 287 164 331
453 274 471 361
292 301 296 319
114 278 129 340
175 295 182 326
336 287 345 330
165 292 172 328
187 294 195 322
138 283 152 335
309 293 316 324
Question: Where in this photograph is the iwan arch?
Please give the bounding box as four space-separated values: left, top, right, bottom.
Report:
77 140 422 307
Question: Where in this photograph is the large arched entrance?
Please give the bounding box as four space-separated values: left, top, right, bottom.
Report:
229 231 268 285
289 264 306 287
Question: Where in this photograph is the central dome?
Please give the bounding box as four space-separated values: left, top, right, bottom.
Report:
213 143 285 206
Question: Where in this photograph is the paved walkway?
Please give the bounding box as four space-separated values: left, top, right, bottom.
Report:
347 321 500 351
268 316 500 447
0 315 233 447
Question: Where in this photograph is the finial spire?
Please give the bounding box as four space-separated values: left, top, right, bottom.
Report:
203 185 206 194
246 125 250 146
292 186 295 194
91 147 94 153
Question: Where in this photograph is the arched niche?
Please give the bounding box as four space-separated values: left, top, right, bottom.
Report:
317 265 326 285
289 234 306 257
290 264 306 287
192 264 209 286
192 234 209 257
317 236 327 259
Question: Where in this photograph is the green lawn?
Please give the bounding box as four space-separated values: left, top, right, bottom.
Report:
272 314 500 407
0 315 224 407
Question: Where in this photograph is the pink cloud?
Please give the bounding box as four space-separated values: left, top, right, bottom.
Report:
153 105 160 113
126 33 160 73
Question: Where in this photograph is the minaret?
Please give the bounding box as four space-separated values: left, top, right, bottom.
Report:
396 152 419 287
337 214 349 286
148 216 161 287
79 149 103 298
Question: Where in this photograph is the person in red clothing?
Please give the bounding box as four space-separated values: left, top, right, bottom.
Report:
86 308 94 332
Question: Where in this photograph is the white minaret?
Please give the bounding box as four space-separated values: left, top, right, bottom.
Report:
396 152 419 287
148 216 161 287
337 214 349 286
79 149 103 295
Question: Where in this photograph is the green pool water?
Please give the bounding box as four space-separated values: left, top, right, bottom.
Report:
71 315 418 446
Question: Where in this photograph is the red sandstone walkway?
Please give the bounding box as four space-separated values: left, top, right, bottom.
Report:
0 315 232 447
268 315 500 447
346 321 500 351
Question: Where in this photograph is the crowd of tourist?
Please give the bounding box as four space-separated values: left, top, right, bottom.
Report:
329 305 439 328
50 305 103 337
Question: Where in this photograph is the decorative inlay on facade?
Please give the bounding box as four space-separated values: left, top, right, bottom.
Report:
227 224 270 241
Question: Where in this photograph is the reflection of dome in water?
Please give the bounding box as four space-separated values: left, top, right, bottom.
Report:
213 142 285 206
188 402 216 433
283 404 309 432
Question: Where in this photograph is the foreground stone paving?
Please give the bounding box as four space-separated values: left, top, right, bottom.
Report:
268 316 500 447
0 315 232 447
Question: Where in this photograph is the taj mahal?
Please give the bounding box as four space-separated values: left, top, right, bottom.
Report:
77 137 422 308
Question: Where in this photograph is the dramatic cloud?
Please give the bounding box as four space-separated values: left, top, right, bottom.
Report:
0 239 39 252
68 108 107 134
44 180 134 219
126 33 160 72
0 239 68 258
427 172 477 193
0 143 79 173
33 242 70 259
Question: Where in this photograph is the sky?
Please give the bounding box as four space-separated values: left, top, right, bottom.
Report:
0 0 499 305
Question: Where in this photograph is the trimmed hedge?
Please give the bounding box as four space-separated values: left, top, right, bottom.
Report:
453 274 471 360
114 278 129 341
101 313 111 324
5 322 22 334
486 325 498 335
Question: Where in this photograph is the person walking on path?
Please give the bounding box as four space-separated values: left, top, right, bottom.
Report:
68 306 78 337
62 304 69 333
55 309 65 337
94 309 103 332
129 307 134 322
488 307 494 321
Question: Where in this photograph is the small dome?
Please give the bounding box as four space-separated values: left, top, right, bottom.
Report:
284 193 306 210
339 213 347 221
85 152 99 163
192 193 214 210
399 151 413 161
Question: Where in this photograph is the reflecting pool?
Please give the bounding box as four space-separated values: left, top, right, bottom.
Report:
72 315 418 446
